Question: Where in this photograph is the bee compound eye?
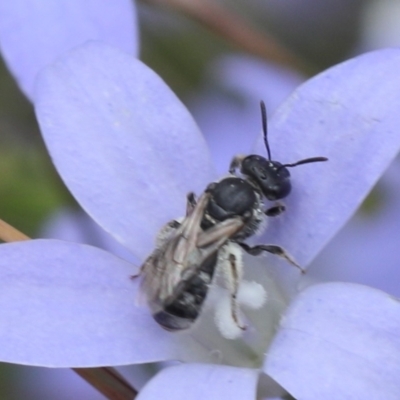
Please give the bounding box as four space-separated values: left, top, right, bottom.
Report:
241 156 292 200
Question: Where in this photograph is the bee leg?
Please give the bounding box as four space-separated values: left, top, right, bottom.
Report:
264 202 285 217
238 242 305 273
228 154 246 175
130 253 154 279
227 253 246 330
130 266 143 279
186 192 197 216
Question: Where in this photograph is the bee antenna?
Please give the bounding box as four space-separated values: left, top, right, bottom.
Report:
279 156 328 170
260 100 271 160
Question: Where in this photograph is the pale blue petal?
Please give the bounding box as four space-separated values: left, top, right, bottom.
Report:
34 42 215 260
0 240 206 367
307 159 400 297
137 364 258 400
256 48 400 268
0 0 138 100
264 282 400 399
41 208 140 265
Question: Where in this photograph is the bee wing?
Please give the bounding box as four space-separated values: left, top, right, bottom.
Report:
173 190 211 264
140 190 247 310
161 196 246 301
196 217 245 249
139 191 211 305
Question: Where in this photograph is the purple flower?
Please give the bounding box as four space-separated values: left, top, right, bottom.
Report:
1 42 400 398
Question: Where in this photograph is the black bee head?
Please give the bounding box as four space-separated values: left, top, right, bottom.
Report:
240 155 291 201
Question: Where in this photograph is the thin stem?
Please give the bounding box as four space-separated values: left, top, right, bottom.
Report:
0 219 30 242
141 0 311 74
73 367 138 400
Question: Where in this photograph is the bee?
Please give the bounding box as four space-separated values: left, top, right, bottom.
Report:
139 101 328 334
139 188 250 331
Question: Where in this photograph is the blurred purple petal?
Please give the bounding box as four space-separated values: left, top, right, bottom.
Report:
258 48 400 267
307 159 400 297
189 55 304 174
264 282 400 399
137 364 258 400
0 240 206 367
0 0 138 100
212 55 304 109
35 42 215 260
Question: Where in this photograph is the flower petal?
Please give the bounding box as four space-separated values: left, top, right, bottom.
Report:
307 159 400 297
41 208 140 265
137 364 258 400
212 55 305 110
264 282 400 399
0 239 207 367
256 48 400 267
0 0 138 100
189 55 304 174
34 42 215 260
